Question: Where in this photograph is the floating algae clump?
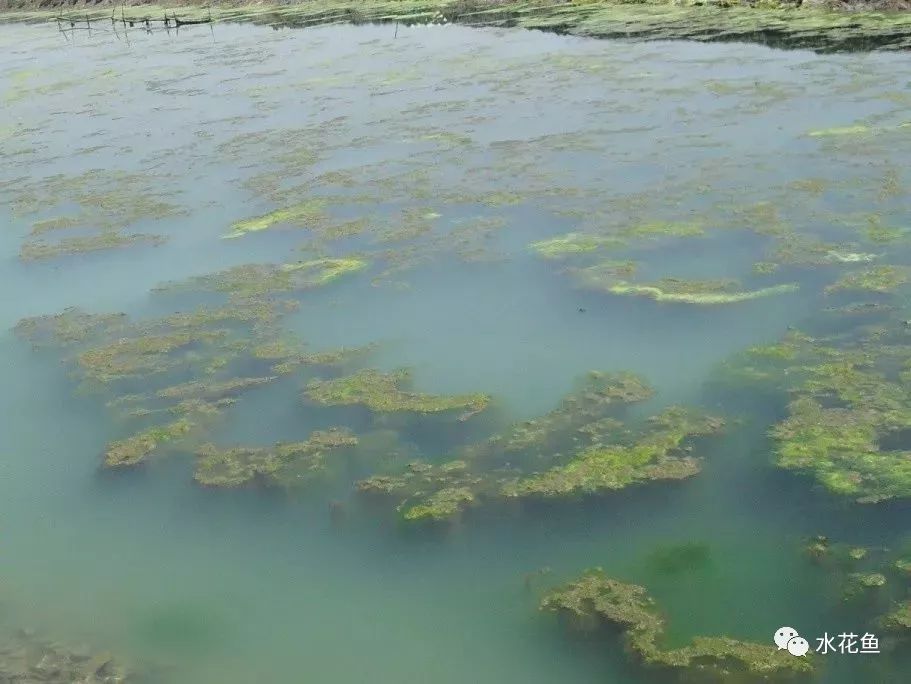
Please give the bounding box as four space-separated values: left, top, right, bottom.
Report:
620 221 705 239
825 265 909 294
223 199 328 238
20 232 166 261
162 259 367 298
356 377 722 519
605 279 799 305
882 602 911 632
772 398 911 503
402 486 476 521
504 407 723 498
156 376 277 402
358 460 484 522
15 287 368 479
14 307 127 346
847 572 887 590
356 371 656 522
475 371 653 459
808 125 871 138
720 327 911 502
542 570 812 679
195 428 357 488
105 418 194 467
529 233 624 259
304 369 490 417
77 330 227 383
9 169 183 260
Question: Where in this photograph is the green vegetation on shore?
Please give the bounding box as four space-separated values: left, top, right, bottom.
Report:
4 0 911 53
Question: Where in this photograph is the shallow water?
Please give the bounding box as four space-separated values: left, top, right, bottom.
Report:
2 18 911 684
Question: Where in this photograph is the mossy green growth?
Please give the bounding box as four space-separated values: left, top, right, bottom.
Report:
14 308 127 346
223 199 328 238
620 221 704 239
847 572 887 589
866 220 905 244
284 257 367 285
156 376 276 402
504 407 723 498
194 428 357 487
752 261 779 275
606 279 799 305
402 486 476 521
721 325 911 503
304 369 490 417
848 548 868 561
164 259 366 298
356 371 654 522
528 233 624 259
20 232 165 261
882 602 911 632
542 570 812 678
357 459 485 522
772 397 911 503
825 265 909 294
77 330 226 383
105 418 194 467
471 371 653 461
10 169 182 260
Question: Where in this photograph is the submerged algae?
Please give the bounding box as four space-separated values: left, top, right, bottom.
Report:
194 428 358 487
882 602 911 632
542 570 812 678
156 376 276 402
719 325 911 503
504 407 723 498
20 231 166 261
161 258 367 298
304 369 490 417
9 169 183 261
105 417 194 467
355 372 721 521
772 398 911 503
825 265 910 294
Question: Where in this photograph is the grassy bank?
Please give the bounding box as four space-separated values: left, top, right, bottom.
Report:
1 0 911 52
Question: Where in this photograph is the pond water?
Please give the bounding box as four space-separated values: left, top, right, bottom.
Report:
1 17 911 684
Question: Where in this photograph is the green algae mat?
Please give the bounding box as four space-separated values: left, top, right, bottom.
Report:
1 10 911 684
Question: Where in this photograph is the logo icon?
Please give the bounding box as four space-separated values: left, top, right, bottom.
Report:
774 627 810 657
787 636 810 657
774 626 799 650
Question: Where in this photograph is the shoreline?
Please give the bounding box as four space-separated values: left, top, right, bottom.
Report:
2 0 911 53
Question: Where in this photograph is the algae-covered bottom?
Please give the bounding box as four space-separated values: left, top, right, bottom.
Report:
2 17 911 684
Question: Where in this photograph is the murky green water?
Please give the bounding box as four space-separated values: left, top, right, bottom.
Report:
2 17 911 684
